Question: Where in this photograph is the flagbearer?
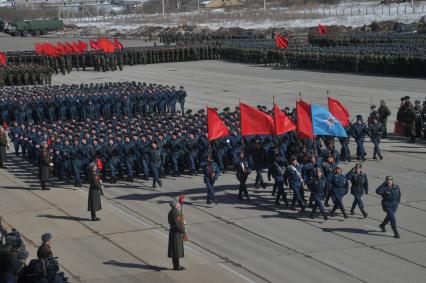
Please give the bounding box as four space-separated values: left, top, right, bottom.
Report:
236 152 251 201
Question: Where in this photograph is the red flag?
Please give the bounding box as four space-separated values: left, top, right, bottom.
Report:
178 193 184 204
328 97 350 127
318 24 328 35
0 52 6 65
275 33 289 49
240 103 275 136
273 103 296 135
97 38 116 53
78 40 88 52
35 43 44 55
65 42 75 54
113 38 124 49
90 40 100 50
72 42 81 53
97 158 103 170
56 42 67 55
207 107 229 141
2 121 8 129
296 100 313 139
43 43 60 57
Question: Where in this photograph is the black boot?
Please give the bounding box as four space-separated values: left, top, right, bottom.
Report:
361 209 368 218
392 227 400 238
322 213 328 221
379 223 386 232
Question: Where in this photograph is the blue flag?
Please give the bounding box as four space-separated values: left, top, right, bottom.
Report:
311 104 348 137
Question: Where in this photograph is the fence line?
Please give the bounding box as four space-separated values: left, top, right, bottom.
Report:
63 4 426 25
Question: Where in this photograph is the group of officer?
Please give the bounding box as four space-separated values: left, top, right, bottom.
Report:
0 64 52 87
0 222 68 282
396 96 426 143
0 82 187 124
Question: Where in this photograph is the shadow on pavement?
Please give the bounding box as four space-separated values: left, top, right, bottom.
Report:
37 214 92 222
103 260 168 271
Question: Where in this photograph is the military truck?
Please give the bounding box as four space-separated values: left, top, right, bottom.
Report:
3 18 63 37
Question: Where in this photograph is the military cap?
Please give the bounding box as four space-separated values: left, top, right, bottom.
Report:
290 156 297 162
41 233 52 243
169 199 177 208
385 176 393 181
87 162 97 172
355 163 362 168
356 115 363 120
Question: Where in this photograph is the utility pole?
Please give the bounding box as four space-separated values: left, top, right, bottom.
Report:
263 0 266 14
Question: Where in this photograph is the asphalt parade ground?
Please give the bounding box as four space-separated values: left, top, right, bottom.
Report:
1 55 426 282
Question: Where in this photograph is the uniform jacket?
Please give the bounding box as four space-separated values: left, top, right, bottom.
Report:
376 184 401 210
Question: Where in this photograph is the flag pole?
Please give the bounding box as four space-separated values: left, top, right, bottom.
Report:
239 98 244 155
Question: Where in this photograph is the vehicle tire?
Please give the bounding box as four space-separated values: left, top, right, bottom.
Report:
35 30 40 36
21 31 28 37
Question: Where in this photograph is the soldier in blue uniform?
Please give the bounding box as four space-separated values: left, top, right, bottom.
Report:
236 152 251 201
149 142 163 188
271 154 287 206
252 140 266 189
284 157 305 212
122 136 135 182
309 168 328 220
330 165 348 218
70 138 82 187
367 118 384 160
105 137 119 183
201 155 220 204
351 115 367 161
376 176 401 238
347 163 368 218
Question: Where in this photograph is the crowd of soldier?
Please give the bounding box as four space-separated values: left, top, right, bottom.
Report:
0 223 68 282
2 94 392 191
0 82 187 124
219 46 426 77
5 44 221 76
0 64 52 87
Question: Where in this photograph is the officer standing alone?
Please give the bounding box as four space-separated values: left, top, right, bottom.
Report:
39 141 52 190
88 162 103 221
168 199 185 271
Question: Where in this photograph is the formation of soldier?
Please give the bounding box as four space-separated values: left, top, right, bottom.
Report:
160 29 268 45
5 44 221 76
0 64 52 87
220 45 426 77
0 82 187 124
0 223 68 282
